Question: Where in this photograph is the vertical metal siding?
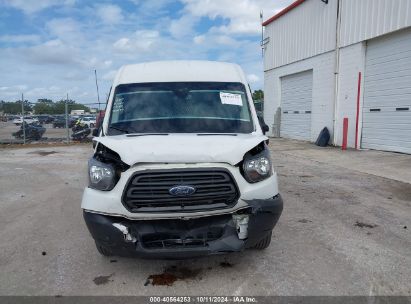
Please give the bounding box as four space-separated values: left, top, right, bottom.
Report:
362 28 411 154
280 70 313 140
263 0 337 71
339 0 411 47
264 0 411 70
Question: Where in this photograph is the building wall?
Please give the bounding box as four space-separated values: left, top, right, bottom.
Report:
263 0 411 147
264 42 367 148
335 42 366 148
264 51 335 141
263 0 337 71
340 0 411 47
264 0 411 70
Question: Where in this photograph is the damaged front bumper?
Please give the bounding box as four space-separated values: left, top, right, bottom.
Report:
83 194 283 259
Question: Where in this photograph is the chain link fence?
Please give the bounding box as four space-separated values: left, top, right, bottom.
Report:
0 101 104 145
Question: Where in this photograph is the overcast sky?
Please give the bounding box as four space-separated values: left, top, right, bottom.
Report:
0 0 293 104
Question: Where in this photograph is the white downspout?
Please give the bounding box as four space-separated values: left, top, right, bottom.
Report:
333 0 342 146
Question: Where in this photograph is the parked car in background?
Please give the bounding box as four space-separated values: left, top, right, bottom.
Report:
36 115 54 124
71 119 91 141
52 117 75 128
13 116 39 125
7 115 19 121
80 117 96 128
52 117 66 128
69 117 77 128
13 122 46 141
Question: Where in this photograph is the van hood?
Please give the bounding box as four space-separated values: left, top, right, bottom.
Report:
94 134 267 166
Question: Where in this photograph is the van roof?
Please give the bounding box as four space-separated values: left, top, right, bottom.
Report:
114 60 247 85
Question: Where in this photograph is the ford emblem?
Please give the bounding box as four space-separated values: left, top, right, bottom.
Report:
169 185 196 197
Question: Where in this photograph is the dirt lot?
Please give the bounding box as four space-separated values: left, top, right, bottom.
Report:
0 139 410 296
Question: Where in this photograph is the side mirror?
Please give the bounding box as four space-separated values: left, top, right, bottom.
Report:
92 128 99 137
257 116 269 135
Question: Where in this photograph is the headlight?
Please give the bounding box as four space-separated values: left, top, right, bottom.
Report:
242 149 273 183
88 158 117 191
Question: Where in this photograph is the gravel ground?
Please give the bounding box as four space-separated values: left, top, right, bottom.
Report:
0 139 410 296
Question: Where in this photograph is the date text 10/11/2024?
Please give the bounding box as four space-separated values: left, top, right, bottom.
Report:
149 296 258 303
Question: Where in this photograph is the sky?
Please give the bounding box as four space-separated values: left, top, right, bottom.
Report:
0 0 294 104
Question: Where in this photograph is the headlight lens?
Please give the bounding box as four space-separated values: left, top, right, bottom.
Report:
242 149 273 183
88 158 117 191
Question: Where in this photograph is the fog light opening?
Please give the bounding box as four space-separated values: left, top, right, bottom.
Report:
232 214 249 240
113 223 137 243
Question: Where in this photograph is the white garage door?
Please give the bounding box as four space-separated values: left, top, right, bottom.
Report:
362 28 411 154
280 70 313 140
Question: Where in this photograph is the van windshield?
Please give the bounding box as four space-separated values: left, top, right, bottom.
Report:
108 82 254 134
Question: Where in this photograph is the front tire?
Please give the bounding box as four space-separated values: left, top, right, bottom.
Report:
95 241 113 256
251 231 272 250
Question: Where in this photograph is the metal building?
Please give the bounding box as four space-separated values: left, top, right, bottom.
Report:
262 0 411 154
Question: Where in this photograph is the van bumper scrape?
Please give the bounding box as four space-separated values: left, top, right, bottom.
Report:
83 195 283 259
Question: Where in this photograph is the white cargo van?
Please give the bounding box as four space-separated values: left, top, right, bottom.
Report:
82 61 283 258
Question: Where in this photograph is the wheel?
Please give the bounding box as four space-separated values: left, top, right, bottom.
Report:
95 241 113 256
90 123 95 128
251 231 272 250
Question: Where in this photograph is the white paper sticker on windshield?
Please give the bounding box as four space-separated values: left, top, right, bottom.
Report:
220 92 243 106
112 97 124 113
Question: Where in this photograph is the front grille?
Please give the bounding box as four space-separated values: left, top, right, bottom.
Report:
122 169 239 212
142 228 224 249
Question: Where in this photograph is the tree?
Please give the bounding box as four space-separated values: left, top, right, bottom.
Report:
33 99 54 114
35 99 91 115
0 100 32 114
1 98 91 115
252 90 264 113
37 99 53 103
54 99 90 114
53 100 71 114
252 90 264 101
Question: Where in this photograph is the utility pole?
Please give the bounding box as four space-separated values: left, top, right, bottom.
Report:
260 10 264 57
21 93 26 144
95 69 101 111
65 93 69 144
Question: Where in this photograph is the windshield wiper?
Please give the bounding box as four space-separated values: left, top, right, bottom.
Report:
197 133 238 136
108 126 130 134
126 133 169 137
